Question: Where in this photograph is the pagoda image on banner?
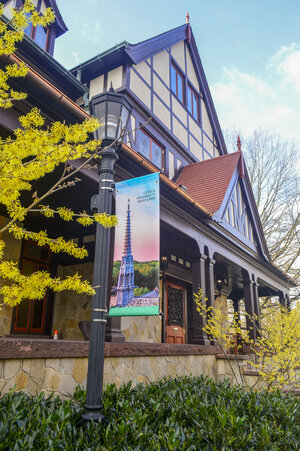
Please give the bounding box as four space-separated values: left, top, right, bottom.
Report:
116 199 135 306
110 185 160 313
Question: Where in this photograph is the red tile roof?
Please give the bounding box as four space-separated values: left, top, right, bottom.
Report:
175 152 242 214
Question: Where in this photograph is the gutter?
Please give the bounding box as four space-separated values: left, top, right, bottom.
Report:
0 53 90 121
20 34 86 93
71 42 129 73
121 143 211 217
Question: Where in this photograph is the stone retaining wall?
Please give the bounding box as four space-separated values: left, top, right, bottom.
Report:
0 354 250 398
0 339 256 397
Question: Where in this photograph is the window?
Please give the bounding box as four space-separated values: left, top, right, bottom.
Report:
12 241 52 335
139 129 164 169
171 63 184 103
187 84 199 121
23 8 50 51
34 25 49 50
169 151 175 179
171 61 200 122
24 12 33 37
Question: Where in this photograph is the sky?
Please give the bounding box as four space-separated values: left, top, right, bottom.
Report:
54 0 300 150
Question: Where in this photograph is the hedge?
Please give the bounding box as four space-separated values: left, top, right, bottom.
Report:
0 376 299 450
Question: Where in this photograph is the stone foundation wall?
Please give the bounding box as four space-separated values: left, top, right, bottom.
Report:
0 354 219 397
0 338 260 398
1 340 298 398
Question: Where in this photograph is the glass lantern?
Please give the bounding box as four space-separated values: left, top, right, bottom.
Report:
91 86 132 143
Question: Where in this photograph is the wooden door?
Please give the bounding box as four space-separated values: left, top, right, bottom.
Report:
166 282 185 344
13 241 51 334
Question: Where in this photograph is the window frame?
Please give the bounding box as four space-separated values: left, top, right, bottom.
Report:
171 60 201 123
187 83 199 122
23 1 51 52
31 25 51 51
139 129 164 170
11 240 53 335
171 62 185 104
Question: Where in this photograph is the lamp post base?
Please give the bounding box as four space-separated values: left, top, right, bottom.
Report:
82 405 104 423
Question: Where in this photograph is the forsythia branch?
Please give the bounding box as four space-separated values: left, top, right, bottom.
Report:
194 289 300 391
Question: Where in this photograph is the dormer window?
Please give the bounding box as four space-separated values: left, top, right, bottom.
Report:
25 19 50 51
34 25 50 50
1 0 68 56
139 129 164 169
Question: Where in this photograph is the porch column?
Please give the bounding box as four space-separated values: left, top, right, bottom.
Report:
278 291 285 308
252 281 260 337
285 294 291 310
230 293 241 324
243 277 257 341
205 258 216 309
231 294 242 352
191 254 210 345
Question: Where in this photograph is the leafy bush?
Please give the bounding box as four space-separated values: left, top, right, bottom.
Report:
0 376 299 450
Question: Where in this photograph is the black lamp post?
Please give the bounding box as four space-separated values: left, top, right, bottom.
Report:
83 86 132 422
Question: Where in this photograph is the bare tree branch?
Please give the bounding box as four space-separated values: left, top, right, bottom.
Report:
225 128 300 289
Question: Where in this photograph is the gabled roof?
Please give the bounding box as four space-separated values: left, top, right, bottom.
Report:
175 152 242 214
2 0 68 37
71 22 227 155
125 24 188 64
175 152 270 260
71 24 188 72
46 0 68 37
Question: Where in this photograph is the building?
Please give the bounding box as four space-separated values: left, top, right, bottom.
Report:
0 2 294 360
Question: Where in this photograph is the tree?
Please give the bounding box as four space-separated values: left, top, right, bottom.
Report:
225 129 300 297
194 290 300 391
0 1 117 308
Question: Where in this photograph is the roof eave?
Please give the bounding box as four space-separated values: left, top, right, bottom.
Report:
70 23 189 78
16 34 88 96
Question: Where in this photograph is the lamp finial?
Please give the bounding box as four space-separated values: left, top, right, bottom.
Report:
109 82 114 92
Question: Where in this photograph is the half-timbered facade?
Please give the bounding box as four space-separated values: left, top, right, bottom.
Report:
0 3 294 347
69 19 294 345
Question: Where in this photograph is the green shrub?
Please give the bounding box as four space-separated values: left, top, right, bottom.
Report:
0 376 299 450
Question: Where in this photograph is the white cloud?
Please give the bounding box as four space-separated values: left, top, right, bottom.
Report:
211 43 300 149
268 43 300 92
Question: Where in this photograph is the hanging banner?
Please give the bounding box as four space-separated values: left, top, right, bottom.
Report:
109 173 160 316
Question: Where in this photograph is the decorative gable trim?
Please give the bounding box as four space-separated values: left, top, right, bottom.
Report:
45 0 68 36
213 160 270 261
125 25 187 64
